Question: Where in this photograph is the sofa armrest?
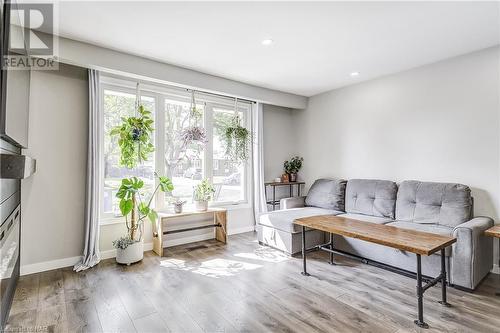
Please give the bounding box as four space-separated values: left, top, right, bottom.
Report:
451 217 494 289
280 196 306 209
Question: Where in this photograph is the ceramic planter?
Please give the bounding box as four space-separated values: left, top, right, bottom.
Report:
174 203 184 214
195 200 208 212
289 173 298 182
116 240 143 265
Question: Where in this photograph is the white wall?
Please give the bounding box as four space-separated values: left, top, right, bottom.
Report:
263 104 299 208
21 64 88 270
57 36 307 109
293 46 500 267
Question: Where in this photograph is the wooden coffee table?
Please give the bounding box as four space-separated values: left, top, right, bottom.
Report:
294 215 457 329
485 225 500 296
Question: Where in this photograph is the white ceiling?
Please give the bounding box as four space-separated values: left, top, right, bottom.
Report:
56 1 500 97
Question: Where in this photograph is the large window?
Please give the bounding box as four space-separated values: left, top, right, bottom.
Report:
100 78 252 221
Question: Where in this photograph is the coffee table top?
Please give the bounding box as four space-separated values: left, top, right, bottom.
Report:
485 225 500 238
294 215 456 256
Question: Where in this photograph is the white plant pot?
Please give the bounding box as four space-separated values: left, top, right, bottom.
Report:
195 200 208 211
116 240 144 265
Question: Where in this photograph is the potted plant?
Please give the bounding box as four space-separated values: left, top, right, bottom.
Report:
224 115 252 163
110 105 155 169
284 156 304 182
193 179 215 212
171 197 187 214
180 90 207 149
110 103 174 265
113 174 173 264
222 99 252 164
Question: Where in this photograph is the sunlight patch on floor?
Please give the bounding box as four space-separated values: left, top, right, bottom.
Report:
234 246 289 263
160 258 262 278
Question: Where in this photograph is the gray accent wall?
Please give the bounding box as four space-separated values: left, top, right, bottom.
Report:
263 104 299 207
21 64 88 268
293 46 500 269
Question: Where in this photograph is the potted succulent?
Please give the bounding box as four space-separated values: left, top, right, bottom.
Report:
193 179 215 212
110 103 174 265
171 197 187 214
284 156 304 182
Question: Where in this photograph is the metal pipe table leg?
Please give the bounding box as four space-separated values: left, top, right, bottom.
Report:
438 248 451 307
329 233 335 265
497 238 500 297
301 226 310 276
272 186 276 211
414 254 429 329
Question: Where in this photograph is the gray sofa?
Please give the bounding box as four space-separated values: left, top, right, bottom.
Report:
257 178 494 290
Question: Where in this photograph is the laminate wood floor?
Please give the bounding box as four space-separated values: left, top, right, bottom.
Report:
7 232 500 333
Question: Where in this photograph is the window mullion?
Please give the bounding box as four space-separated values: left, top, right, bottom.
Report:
204 103 214 184
155 94 166 210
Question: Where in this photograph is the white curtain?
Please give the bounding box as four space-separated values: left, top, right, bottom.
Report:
74 69 101 272
252 103 267 226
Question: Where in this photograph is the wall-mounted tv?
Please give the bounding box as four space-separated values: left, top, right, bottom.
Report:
0 0 31 148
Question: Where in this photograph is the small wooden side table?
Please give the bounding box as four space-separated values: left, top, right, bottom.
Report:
485 225 500 296
264 181 305 211
152 208 227 257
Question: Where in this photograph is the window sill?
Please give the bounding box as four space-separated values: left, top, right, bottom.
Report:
99 216 125 226
99 202 251 226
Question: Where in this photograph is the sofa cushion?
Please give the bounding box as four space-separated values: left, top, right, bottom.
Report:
305 178 347 211
258 207 343 233
337 213 393 225
345 179 397 218
396 180 472 227
387 221 454 256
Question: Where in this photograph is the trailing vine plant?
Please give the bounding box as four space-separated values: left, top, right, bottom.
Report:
110 105 155 169
223 98 252 164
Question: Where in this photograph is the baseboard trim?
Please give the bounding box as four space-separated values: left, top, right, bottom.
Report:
228 225 255 235
21 256 82 276
492 264 499 274
20 225 256 275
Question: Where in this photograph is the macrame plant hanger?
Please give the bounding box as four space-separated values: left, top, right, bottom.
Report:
233 97 239 125
135 82 141 115
189 89 196 126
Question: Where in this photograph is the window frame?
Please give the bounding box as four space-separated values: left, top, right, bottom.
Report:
99 84 159 221
99 77 253 223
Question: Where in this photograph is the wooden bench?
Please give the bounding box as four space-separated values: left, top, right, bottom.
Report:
294 215 456 329
153 208 227 257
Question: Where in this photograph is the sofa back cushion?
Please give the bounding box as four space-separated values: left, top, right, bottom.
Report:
345 179 397 218
395 180 472 227
305 178 347 211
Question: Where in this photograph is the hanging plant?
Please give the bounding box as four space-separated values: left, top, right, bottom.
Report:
110 105 155 169
179 90 207 149
179 126 208 148
222 99 252 164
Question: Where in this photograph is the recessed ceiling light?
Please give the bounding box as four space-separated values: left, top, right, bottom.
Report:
350 72 360 77
261 39 274 46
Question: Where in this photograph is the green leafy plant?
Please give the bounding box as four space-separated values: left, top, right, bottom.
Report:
110 103 174 251
115 174 174 245
194 179 215 202
223 115 252 163
110 105 155 169
284 156 304 174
